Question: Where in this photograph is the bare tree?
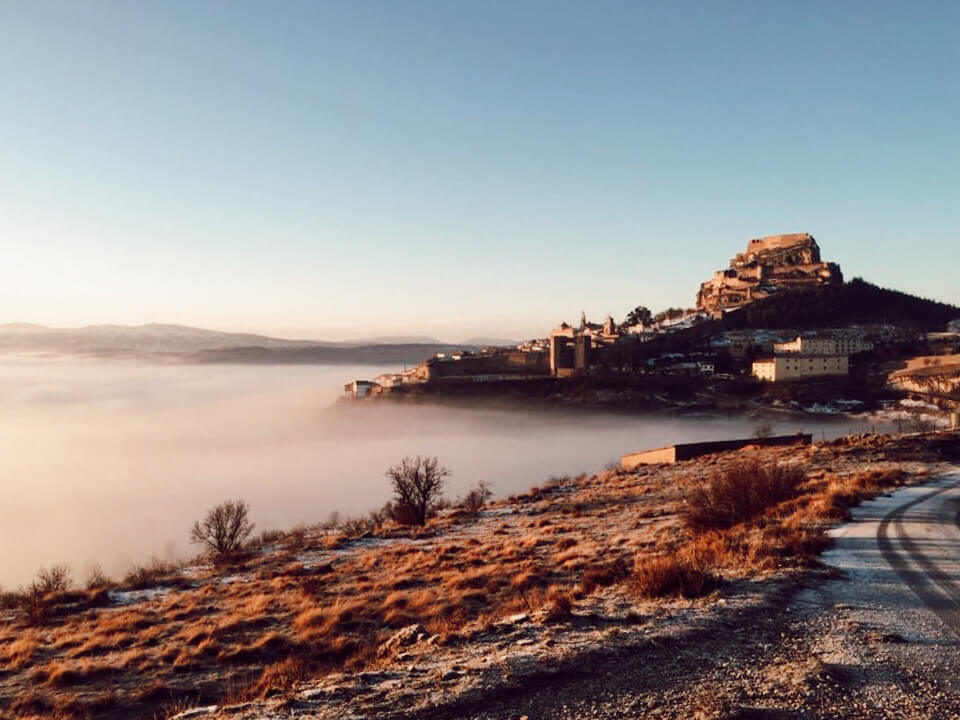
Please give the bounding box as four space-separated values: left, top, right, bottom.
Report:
386 456 450 526
190 499 255 556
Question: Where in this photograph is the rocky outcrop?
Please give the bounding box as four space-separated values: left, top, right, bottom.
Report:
696 233 843 313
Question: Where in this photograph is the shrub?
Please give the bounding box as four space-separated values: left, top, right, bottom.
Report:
631 551 717 599
18 565 72 625
20 584 51 625
580 558 631 594
190 499 255 556
283 525 309 550
460 480 493 515
340 515 375 538
385 456 450 526
244 656 309 699
253 528 286 547
685 460 805 531
35 564 72 594
124 557 180 589
544 585 574 621
85 563 112 590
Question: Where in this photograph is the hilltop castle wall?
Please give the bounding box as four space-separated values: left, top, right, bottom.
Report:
697 233 842 313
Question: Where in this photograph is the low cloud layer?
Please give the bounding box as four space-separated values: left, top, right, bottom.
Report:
0 359 873 588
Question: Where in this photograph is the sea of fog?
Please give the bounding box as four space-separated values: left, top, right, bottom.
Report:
0 358 887 588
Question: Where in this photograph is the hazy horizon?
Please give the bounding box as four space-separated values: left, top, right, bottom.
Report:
0 320 522 346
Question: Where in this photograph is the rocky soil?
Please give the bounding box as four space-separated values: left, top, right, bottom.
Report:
171 564 960 720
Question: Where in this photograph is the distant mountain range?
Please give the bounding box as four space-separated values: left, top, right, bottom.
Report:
0 323 517 365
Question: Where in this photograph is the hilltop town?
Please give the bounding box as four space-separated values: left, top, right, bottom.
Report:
346 234 960 427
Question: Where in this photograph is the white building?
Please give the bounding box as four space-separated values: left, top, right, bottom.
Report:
344 380 378 398
752 354 849 382
774 334 872 356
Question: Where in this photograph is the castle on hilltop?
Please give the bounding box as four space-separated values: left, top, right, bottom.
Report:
696 233 843 314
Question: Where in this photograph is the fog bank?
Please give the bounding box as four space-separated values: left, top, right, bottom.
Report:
0 359 881 587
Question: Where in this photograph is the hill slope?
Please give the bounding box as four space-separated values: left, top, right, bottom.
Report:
725 279 960 331
0 324 476 365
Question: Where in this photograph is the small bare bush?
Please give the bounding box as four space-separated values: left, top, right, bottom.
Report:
460 480 493 515
85 563 112 590
386 456 450 526
124 557 180 589
340 515 375 538
18 565 72 625
283 525 309 550
685 460 805 530
253 528 286 547
35 564 72 594
20 585 51 625
191 499 255 556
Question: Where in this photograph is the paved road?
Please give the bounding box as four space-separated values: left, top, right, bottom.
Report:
875 473 960 637
819 470 960 701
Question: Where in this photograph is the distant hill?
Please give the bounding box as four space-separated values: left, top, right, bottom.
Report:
0 323 477 365
187 344 472 365
725 279 960 332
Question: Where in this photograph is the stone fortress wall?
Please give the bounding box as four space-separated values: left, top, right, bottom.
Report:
697 233 843 313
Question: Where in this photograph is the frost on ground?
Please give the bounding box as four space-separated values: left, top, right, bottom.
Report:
107 586 173 605
2 431 959 720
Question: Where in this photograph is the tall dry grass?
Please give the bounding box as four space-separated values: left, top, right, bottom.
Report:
631 463 909 599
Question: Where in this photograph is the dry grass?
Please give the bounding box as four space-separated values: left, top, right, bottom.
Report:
0 435 939 719
685 460 806 530
0 631 41 669
630 461 912 599
543 585 575 621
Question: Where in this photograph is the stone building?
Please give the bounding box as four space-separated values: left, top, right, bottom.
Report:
696 233 843 314
548 314 624 375
752 354 849 382
344 380 379 398
774 333 873 356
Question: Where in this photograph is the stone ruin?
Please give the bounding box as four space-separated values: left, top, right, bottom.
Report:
696 233 843 313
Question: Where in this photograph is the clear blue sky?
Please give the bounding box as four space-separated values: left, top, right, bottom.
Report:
1 1 957 340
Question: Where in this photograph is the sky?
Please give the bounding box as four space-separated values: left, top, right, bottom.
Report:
1 1 957 341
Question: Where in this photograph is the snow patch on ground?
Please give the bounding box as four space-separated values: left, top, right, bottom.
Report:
217 574 250 585
109 587 172 605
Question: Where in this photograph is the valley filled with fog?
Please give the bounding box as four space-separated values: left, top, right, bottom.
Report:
0 359 884 588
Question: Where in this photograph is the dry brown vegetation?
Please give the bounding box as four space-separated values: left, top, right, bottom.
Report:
0 431 953 719
630 459 909 599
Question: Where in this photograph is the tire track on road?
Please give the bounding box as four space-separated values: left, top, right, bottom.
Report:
877 480 960 638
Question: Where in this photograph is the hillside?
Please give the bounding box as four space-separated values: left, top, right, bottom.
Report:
2 432 958 719
187 344 478 366
0 324 478 366
724 278 960 332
